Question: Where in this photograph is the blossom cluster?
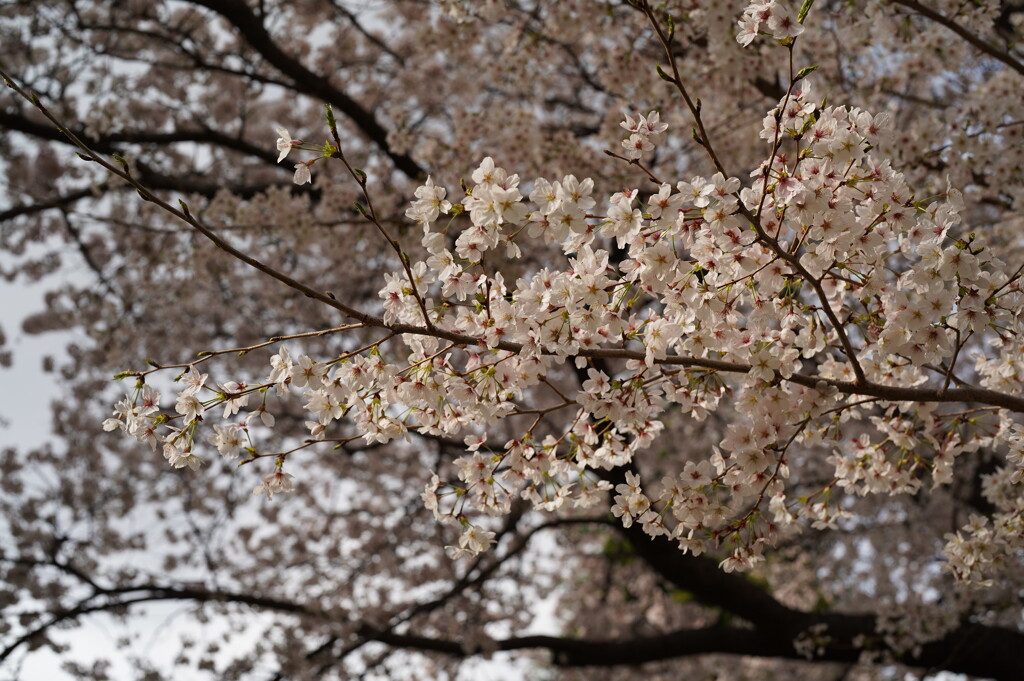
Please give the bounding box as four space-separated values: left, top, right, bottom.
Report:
942 418 1024 587
103 4 1024 572
736 0 805 46
620 110 668 160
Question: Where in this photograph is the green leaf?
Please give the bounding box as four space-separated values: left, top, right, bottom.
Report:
743 572 771 591
797 0 815 23
324 103 336 127
670 589 694 604
601 535 636 565
655 64 674 83
779 279 802 300
798 109 820 135
795 64 819 81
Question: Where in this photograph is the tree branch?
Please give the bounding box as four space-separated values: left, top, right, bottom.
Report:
360 618 1024 679
186 0 425 179
891 0 1024 77
0 108 284 198
0 185 103 222
0 583 318 664
12 68 1024 418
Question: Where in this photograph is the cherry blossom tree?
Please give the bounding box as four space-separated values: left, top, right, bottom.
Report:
2 1 1024 679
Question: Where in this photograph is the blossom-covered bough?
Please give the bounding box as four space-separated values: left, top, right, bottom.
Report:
3 0 1024 679
86 0 1024 577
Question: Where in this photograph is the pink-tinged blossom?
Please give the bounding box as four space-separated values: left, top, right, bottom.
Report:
622 133 653 160
219 381 249 418
275 127 294 163
643 317 684 366
766 4 803 40
210 423 245 459
290 354 327 389
293 161 312 185
181 366 208 396
252 468 294 499
163 431 202 471
268 347 293 393
405 176 452 225
175 392 204 424
445 524 496 559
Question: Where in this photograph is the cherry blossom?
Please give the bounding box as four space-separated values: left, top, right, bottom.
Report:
5 0 1024 678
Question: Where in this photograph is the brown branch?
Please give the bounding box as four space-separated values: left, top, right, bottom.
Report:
0 185 103 222
68 18 297 92
364 625 784 663
892 0 1024 77
58 212 119 299
0 583 318 664
186 0 425 179
326 0 406 66
360 618 1024 679
0 108 285 199
639 0 728 178
0 110 277 162
1 68 375 322
638 3 867 385
8 558 1020 680
7 69 1024 423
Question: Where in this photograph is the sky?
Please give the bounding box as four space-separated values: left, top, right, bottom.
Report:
0 276 68 451
0 259 128 680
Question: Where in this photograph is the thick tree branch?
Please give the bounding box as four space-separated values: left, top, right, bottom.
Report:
0 109 275 163
891 0 1024 77
360 618 1024 679
0 582 319 664
362 625 781 662
596 464 800 633
590 466 1024 679
0 108 283 198
0 185 103 222
186 0 425 179
8 559 1020 680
